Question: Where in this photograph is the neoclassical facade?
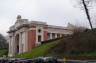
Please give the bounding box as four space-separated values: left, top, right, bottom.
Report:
8 15 73 56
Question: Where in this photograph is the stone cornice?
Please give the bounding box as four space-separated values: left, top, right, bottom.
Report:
8 24 29 33
17 24 29 29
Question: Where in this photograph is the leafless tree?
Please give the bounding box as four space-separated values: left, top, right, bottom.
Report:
74 0 95 30
81 0 93 30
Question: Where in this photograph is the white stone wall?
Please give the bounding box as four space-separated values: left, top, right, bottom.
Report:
36 26 44 45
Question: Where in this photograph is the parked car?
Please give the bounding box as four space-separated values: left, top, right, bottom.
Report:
33 57 62 63
26 59 34 63
33 57 44 63
0 58 8 63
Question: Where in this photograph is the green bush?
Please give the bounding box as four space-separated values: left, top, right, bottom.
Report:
0 49 8 57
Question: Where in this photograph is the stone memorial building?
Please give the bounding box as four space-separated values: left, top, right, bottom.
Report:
8 15 73 56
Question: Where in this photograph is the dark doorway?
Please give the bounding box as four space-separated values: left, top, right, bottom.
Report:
52 33 55 39
47 33 50 39
38 35 41 42
15 34 19 55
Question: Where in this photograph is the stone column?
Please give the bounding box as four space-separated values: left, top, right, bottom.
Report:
8 36 12 56
55 33 57 38
11 36 16 56
22 31 27 52
60 34 62 37
19 32 23 54
50 33 52 39
41 27 44 41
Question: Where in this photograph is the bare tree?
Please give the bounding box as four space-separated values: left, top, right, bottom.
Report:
73 0 94 30
81 0 93 30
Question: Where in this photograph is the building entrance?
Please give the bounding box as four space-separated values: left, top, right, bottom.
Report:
15 34 19 55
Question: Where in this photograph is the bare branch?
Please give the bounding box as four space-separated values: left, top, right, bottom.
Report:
72 0 94 30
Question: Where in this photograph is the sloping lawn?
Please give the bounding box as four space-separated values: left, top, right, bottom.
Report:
15 40 60 58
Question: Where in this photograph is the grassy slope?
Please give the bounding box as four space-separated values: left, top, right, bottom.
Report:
15 40 60 58
0 49 7 57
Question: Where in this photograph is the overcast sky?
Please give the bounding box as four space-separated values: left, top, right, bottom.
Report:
0 0 96 36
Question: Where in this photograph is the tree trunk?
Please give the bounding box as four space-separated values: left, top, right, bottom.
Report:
82 0 93 30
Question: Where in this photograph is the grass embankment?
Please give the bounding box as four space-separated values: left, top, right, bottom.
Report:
0 49 8 57
15 40 60 58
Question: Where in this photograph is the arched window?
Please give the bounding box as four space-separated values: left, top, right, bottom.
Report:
38 29 41 33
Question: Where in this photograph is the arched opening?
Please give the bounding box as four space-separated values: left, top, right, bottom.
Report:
38 35 41 42
15 34 19 55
